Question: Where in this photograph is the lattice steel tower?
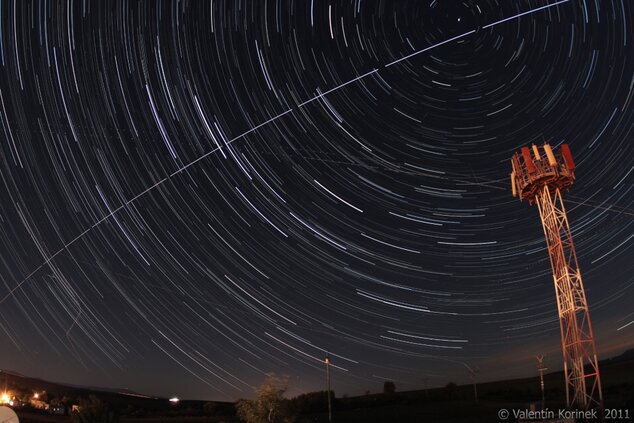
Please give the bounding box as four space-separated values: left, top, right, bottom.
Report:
510 144 603 413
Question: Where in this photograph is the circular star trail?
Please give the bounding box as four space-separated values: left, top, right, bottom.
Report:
0 0 633 400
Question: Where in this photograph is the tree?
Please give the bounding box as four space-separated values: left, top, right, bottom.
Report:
445 382 457 401
290 391 331 414
70 395 118 423
383 381 396 395
236 374 295 423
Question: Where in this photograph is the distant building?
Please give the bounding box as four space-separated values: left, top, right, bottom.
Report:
30 399 48 410
48 405 66 415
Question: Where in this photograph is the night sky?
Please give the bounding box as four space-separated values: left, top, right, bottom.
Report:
0 0 633 401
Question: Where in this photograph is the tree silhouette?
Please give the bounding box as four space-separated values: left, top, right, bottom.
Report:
445 382 458 401
203 401 219 415
70 395 118 423
383 381 396 395
236 374 295 423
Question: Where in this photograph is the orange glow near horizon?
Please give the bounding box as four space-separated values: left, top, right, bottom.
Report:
0 392 11 404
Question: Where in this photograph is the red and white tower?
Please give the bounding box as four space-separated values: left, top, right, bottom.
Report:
510 144 603 413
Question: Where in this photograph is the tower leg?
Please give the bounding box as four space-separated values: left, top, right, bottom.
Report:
535 186 603 416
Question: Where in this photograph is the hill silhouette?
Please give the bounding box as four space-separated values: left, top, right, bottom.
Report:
3 349 633 423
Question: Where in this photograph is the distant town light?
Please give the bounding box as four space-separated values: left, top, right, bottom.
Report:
0 392 10 404
33 393 39 399
169 397 180 403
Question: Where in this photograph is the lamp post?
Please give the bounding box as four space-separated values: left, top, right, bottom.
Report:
325 353 332 423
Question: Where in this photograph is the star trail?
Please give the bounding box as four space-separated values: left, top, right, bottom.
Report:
0 0 633 400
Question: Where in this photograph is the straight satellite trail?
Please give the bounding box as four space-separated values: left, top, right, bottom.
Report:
0 0 632 401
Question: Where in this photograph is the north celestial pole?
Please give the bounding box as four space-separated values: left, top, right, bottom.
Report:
0 0 632 400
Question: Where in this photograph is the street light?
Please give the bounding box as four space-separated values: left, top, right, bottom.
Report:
325 353 332 423
0 393 10 404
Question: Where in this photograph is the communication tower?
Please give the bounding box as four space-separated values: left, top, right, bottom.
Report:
510 144 603 413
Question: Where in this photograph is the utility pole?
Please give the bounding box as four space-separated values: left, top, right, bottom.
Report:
469 367 479 404
325 353 332 423
422 377 429 398
511 144 603 415
464 364 479 405
536 355 548 410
